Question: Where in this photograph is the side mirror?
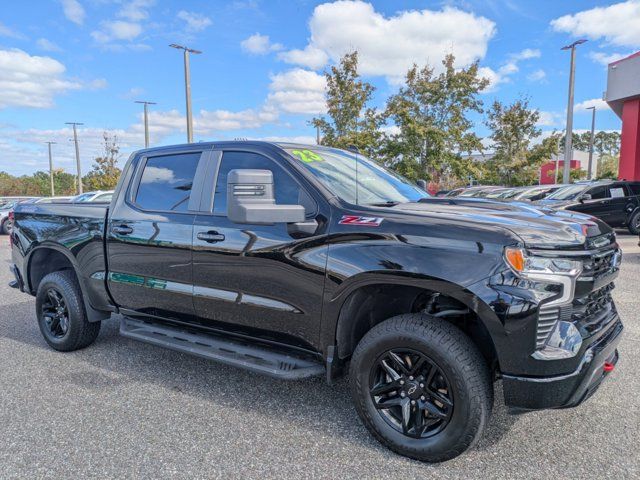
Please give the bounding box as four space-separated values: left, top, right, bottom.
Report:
227 169 305 225
579 193 592 202
416 179 428 191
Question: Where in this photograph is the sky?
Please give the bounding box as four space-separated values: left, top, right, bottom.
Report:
1 0 639 176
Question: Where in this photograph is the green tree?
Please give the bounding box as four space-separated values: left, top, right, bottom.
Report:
560 131 620 156
596 154 619 179
484 98 558 186
83 132 122 191
382 54 488 185
311 51 382 158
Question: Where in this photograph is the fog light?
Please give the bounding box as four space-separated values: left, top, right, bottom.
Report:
532 321 582 360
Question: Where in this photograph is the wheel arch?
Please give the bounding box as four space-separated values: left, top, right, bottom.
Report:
326 273 501 372
26 244 110 323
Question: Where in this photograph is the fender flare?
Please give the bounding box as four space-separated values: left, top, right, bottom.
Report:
25 242 111 323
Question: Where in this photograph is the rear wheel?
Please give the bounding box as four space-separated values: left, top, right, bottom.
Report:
1 218 10 235
36 271 101 351
350 313 492 462
628 211 640 235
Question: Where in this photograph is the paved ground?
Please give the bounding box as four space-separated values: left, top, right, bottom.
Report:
0 234 638 479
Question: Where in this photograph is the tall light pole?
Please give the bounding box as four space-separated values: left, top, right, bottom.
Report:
45 141 56 196
561 39 587 184
586 106 596 180
170 44 202 143
135 100 156 148
65 122 84 194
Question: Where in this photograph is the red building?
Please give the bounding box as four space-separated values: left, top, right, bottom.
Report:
539 159 581 185
605 52 640 181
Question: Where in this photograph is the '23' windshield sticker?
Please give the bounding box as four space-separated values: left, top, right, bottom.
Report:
291 149 324 163
339 215 384 226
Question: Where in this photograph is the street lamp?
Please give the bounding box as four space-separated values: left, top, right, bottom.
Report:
169 44 202 143
65 122 84 194
45 142 56 196
586 106 596 180
135 100 157 148
561 39 587 184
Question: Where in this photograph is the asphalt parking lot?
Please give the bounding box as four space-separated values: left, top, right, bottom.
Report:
0 235 638 479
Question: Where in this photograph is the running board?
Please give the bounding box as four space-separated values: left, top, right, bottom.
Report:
120 317 325 380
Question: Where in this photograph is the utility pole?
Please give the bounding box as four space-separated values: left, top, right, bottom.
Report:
586 106 596 180
561 39 587 184
45 141 56 196
135 100 157 148
65 122 84 194
170 44 202 143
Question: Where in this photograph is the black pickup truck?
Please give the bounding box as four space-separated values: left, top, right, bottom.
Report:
10 142 623 462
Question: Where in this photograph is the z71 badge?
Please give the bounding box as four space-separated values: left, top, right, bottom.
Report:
339 215 384 226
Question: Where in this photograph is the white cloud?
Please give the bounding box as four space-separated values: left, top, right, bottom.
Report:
0 21 25 39
118 0 155 21
536 111 563 127
280 1 495 81
575 98 611 112
92 21 143 43
278 45 328 70
241 33 283 55
551 1 640 48
266 69 327 115
527 69 546 82
61 0 85 25
121 87 145 99
177 11 212 32
589 51 631 66
89 78 108 89
36 38 63 52
0 48 82 109
479 48 542 91
257 135 317 144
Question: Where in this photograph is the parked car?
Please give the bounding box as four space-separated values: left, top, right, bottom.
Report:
456 186 499 197
10 142 623 462
34 196 74 204
511 185 566 202
536 180 640 234
72 190 114 203
0 198 40 234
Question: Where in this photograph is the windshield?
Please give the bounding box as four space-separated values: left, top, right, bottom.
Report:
285 147 429 205
546 184 587 200
74 193 94 202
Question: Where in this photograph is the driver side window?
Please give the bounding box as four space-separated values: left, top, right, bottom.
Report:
587 186 609 200
213 151 315 216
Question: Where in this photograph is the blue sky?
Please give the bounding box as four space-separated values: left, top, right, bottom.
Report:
1 0 638 176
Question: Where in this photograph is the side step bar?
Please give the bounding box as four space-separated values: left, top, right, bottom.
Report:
120 317 325 380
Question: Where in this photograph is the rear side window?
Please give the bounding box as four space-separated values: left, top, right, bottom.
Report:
628 183 640 195
135 152 201 212
213 151 315 216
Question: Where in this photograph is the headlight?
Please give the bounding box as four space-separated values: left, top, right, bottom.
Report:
504 247 582 276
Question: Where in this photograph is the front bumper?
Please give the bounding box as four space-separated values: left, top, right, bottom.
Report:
502 317 623 411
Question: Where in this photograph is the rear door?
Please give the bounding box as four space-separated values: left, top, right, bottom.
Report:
107 147 207 321
606 182 635 226
191 147 329 349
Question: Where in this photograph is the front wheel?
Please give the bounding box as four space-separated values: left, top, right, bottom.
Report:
628 211 640 235
350 313 493 462
1 218 10 235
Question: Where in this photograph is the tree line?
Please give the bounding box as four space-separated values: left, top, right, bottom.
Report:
313 51 621 188
1 133 122 197
2 51 622 197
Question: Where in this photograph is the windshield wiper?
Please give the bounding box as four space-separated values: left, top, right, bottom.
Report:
367 201 400 207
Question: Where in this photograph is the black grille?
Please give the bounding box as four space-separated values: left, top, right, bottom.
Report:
572 283 615 322
580 249 619 280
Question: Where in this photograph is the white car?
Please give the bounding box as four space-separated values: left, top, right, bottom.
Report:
72 190 114 203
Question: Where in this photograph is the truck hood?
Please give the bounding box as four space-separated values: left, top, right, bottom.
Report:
389 197 612 249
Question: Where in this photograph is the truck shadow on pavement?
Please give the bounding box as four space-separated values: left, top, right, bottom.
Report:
0 299 518 456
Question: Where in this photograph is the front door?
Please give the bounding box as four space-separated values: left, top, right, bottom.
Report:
191 148 328 349
107 148 206 321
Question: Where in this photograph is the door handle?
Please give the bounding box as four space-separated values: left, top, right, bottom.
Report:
197 231 225 243
111 225 133 235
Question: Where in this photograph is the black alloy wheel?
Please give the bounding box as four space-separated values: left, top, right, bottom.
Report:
41 288 70 339
370 349 453 439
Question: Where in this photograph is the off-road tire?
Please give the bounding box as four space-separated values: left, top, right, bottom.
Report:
35 270 101 351
350 313 493 462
